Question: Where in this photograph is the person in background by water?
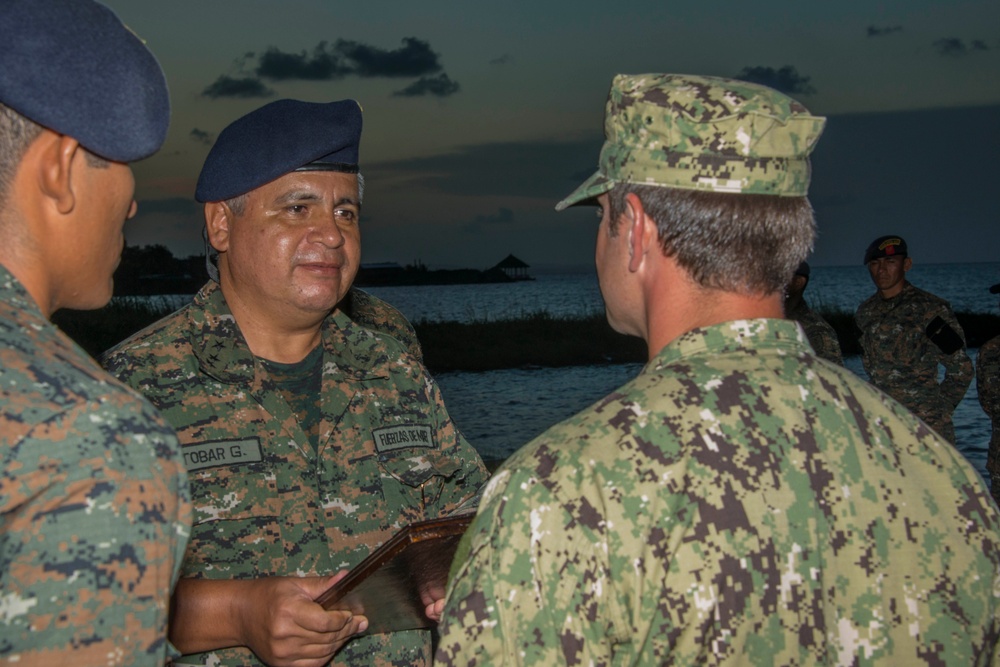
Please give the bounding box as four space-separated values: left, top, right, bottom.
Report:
784 260 843 365
855 235 973 445
102 98 487 667
978 281 1000 506
0 1 191 664
434 73 1000 665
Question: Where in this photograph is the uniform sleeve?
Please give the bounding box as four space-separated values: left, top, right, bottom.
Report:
936 306 974 410
435 466 621 667
807 316 844 366
977 339 1000 419
419 371 489 517
0 399 190 665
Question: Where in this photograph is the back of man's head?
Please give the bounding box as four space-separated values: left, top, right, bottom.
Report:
557 73 826 295
0 0 169 207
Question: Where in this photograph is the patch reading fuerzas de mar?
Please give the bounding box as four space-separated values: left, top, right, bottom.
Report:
372 424 434 453
182 438 263 472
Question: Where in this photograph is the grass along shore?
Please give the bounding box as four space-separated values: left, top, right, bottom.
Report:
53 299 1000 374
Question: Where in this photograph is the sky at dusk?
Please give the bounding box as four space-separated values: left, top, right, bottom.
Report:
104 0 1000 271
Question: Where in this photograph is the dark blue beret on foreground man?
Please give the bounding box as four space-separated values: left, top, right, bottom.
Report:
0 0 191 665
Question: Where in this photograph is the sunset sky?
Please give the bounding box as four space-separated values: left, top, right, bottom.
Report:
104 0 1000 271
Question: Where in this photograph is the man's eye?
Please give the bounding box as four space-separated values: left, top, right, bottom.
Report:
287 205 307 214
336 209 357 221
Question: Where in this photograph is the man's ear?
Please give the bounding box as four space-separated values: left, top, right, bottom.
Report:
624 192 653 273
903 257 913 273
36 133 82 215
204 201 233 253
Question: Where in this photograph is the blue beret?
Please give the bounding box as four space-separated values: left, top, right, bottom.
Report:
195 99 363 203
0 0 170 162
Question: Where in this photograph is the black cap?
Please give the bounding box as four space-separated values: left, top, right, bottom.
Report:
195 99 363 203
0 0 170 162
863 235 907 265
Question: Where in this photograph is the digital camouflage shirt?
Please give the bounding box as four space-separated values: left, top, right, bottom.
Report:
436 319 1000 666
339 287 423 363
856 281 973 444
978 335 1000 505
102 281 487 667
786 297 843 365
0 264 191 666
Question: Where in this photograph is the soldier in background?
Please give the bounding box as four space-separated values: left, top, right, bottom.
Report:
784 260 843 365
0 1 190 664
856 235 973 444
103 98 487 667
978 282 1000 506
435 73 1000 665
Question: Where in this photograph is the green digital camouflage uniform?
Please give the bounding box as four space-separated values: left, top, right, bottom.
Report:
856 281 973 445
786 298 843 365
978 335 1000 506
437 319 1000 666
0 264 192 666
339 287 423 362
101 280 487 667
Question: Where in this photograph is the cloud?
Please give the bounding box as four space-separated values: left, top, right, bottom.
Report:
190 128 214 146
733 65 817 95
932 37 990 56
867 25 902 37
337 37 441 77
256 42 351 80
201 75 275 99
203 37 455 99
490 54 513 65
392 73 461 98
252 37 442 80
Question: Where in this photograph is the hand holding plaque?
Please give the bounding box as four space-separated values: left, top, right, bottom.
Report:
314 512 475 636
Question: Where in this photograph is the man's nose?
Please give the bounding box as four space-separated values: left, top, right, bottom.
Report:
311 212 346 247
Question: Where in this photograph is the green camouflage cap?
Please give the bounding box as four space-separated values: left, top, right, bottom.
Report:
555 73 826 211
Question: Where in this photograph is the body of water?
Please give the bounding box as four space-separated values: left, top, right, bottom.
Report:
374 262 997 484
361 261 1000 324
437 352 993 488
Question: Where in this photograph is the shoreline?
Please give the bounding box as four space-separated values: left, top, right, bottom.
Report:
53 301 1000 375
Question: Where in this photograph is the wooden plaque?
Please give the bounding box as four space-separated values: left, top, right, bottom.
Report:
314 513 474 635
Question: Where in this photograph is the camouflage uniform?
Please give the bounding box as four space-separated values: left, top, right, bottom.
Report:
437 319 1000 666
102 280 487 667
856 281 973 444
978 335 1000 506
0 265 191 665
786 298 843 365
340 287 423 362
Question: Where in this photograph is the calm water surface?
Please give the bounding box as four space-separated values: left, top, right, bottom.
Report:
436 349 992 486
362 262 1000 323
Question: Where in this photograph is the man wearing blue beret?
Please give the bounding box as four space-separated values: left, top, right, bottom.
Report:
0 0 191 665
102 98 488 667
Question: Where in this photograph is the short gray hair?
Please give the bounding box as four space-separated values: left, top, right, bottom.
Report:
607 183 815 296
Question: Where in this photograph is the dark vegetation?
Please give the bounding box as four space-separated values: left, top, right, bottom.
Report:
54 300 1000 374
54 244 1000 367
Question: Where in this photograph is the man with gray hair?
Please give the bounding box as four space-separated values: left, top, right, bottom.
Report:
103 98 487 667
0 0 190 664
436 73 1000 665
